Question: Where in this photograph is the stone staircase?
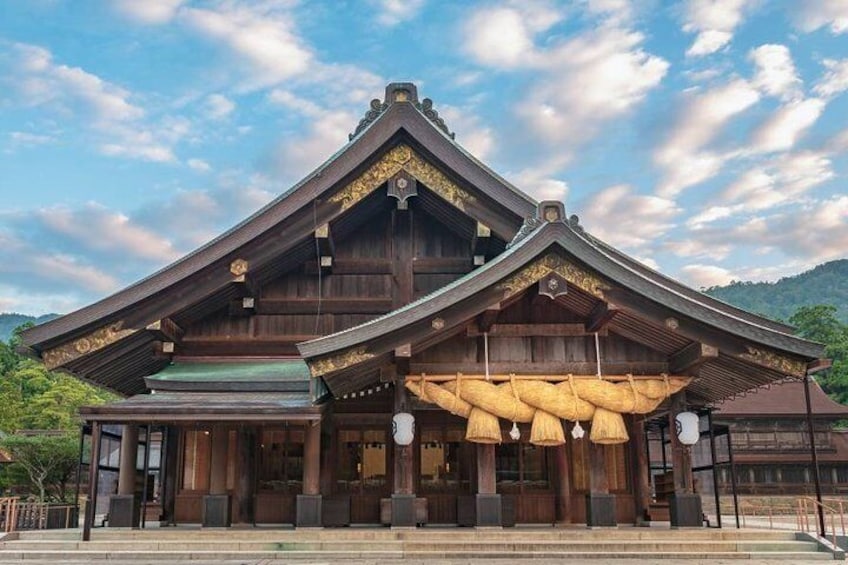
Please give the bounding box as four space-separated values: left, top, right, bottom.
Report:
0 527 840 561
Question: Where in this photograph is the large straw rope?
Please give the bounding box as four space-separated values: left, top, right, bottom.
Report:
406 375 688 445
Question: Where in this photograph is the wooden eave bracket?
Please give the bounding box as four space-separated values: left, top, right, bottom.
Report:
146 318 183 343
669 342 719 374
472 222 491 266
476 306 501 333
585 301 620 333
807 358 832 375
315 223 335 274
394 343 412 376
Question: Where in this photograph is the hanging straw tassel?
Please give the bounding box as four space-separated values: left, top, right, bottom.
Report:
465 407 502 444
589 407 629 444
530 410 565 446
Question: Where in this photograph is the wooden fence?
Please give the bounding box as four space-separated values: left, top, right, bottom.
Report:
0 498 77 532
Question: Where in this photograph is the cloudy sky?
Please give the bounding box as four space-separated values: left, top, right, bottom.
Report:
1 0 847 317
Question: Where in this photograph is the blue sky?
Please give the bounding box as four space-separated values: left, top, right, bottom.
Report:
1 0 846 317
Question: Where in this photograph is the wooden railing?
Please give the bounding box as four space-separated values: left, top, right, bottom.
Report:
797 497 847 548
0 498 77 532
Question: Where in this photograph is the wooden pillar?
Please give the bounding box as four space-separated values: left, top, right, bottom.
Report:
629 416 650 525
667 391 702 526
477 444 496 494
297 420 323 527
554 443 571 524
585 439 615 526
109 423 140 527
668 392 693 493
393 376 413 496
303 422 321 495
209 425 229 495
82 421 101 541
475 443 501 527
161 426 178 525
117 424 139 495
235 426 257 524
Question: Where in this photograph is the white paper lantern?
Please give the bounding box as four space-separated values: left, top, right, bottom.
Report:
675 411 700 446
393 412 415 446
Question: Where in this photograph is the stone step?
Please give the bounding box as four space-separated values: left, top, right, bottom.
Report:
0 549 833 561
0 539 820 551
15 527 803 541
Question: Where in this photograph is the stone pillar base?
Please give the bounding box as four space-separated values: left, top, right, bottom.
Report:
108 494 140 528
390 494 416 527
585 493 616 527
202 494 231 527
669 493 703 528
296 494 323 528
475 494 502 528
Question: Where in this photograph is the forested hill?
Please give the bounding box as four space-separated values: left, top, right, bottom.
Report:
703 259 848 324
0 313 59 342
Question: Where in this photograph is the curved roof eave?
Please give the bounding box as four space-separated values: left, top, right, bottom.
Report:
299 221 824 361
22 101 534 350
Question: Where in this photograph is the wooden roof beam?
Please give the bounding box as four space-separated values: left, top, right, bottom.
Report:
394 343 412 376
476 306 500 333
669 341 719 374
472 222 491 266
585 301 620 333
315 223 334 274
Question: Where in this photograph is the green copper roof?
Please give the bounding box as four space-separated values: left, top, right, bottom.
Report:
145 360 312 393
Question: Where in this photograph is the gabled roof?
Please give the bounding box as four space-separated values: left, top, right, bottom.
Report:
22 83 535 352
299 204 825 403
299 211 823 361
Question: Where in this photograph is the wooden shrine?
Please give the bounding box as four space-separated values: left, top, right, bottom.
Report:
20 83 827 532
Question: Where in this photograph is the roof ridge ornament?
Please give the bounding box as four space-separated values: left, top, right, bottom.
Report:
349 82 455 140
508 200 579 248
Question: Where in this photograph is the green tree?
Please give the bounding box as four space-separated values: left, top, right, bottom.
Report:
0 433 79 502
790 305 848 403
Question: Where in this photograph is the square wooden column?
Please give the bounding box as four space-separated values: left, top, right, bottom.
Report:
235 426 257 525
297 420 322 527
668 391 702 527
160 426 178 526
629 416 651 526
109 424 140 527
391 375 416 527
475 443 501 527
203 425 231 527
82 421 101 541
585 441 616 527
554 443 572 525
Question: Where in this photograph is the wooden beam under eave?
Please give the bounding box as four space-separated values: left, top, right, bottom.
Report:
807 358 832 374
669 341 719 374
394 343 412 376
42 322 137 370
315 223 335 274
146 318 184 343
468 323 600 338
585 301 620 333
476 307 500 333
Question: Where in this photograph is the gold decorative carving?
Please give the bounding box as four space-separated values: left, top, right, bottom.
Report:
329 144 474 213
230 259 248 277
43 322 137 369
404 152 474 211
308 347 376 377
330 145 412 210
740 346 807 377
498 253 608 299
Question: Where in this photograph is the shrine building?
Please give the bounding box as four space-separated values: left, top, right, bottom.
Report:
20 83 828 533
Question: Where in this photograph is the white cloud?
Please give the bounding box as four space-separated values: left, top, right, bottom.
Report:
665 238 733 260
685 206 734 230
372 0 426 26
272 110 356 181
36 203 182 264
30 255 121 295
438 105 494 160
508 170 569 202
580 184 680 249
751 98 825 153
181 4 313 90
792 0 848 34
204 94 235 120
463 7 548 68
749 44 802 101
682 0 757 57
655 79 760 196
113 0 185 24
187 158 212 172
814 58 848 98
7 131 56 150
680 264 735 288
